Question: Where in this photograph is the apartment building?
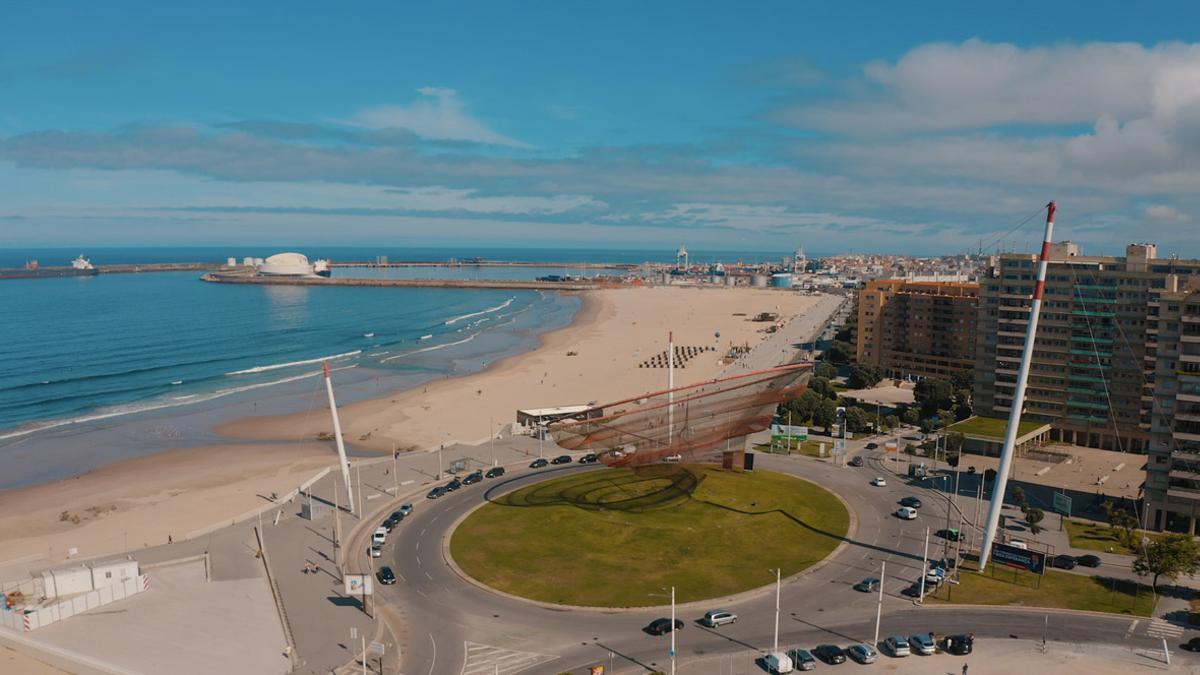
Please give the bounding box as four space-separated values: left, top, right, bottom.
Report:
856 279 979 380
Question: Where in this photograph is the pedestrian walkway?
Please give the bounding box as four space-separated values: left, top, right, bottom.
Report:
1147 618 1185 640
461 641 556 674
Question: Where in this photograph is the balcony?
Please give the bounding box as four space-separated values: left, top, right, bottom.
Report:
1071 309 1116 318
1176 431 1200 443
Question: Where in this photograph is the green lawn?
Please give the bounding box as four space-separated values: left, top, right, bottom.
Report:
450 466 849 607
928 563 1156 616
753 439 832 458
946 416 1046 439
1065 519 1167 556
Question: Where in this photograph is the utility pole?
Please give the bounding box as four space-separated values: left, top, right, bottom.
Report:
670 585 677 675
973 480 983 556
668 332 675 446
491 417 497 466
356 463 363 519
918 526 930 602
333 479 342 574
323 361 354 514
438 444 444 479
873 561 885 648
772 568 782 654
392 443 398 496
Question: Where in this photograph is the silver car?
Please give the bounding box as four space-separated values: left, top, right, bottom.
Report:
884 635 911 656
847 643 877 664
909 633 936 655
702 610 737 627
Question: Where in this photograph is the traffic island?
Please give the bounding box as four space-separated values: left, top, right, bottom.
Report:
449 465 849 607
926 562 1157 616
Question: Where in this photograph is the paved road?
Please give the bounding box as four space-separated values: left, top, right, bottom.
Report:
378 449 1200 675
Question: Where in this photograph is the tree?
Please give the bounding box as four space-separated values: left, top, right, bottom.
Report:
808 376 837 400
1011 486 1028 511
814 362 838 379
914 378 955 415
847 363 884 389
811 398 837 433
885 414 901 430
1133 534 1200 591
901 407 920 425
1024 507 1044 535
950 369 974 394
1101 500 1140 548
824 340 854 365
844 406 871 434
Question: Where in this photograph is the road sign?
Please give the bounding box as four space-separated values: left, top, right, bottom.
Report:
668 649 675 657
344 574 374 596
1053 492 1072 516
368 641 385 656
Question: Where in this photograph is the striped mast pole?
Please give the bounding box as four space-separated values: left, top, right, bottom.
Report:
323 361 355 514
979 201 1056 569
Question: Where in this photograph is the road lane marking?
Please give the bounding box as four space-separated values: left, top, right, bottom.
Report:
427 633 437 675
1125 619 1139 639
425 571 433 580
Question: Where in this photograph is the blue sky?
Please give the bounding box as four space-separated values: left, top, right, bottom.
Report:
2 2 1199 255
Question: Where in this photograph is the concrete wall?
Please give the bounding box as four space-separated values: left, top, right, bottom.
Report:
5 574 149 632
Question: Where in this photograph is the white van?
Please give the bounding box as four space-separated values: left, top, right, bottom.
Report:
372 527 387 546
764 651 794 674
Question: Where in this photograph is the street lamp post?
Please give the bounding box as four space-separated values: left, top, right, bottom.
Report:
771 568 781 655
873 561 885 648
649 587 677 675
918 526 930 603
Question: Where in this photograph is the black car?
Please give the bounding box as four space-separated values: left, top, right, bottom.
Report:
901 581 925 598
848 456 864 467
1182 637 1200 652
944 634 974 655
445 477 462 491
578 453 598 464
530 458 549 468
1075 554 1102 568
389 510 406 523
551 455 572 465
462 470 483 485
377 566 396 585
938 528 964 542
383 517 397 532
865 442 879 450
426 486 446 499
485 466 506 478
900 496 923 508
646 618 684 635
1052 554 1077 570
812 644 847 664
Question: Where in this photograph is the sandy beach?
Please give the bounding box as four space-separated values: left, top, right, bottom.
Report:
0 286 837 570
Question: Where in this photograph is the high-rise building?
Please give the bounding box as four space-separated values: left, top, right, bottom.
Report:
855 279 979 380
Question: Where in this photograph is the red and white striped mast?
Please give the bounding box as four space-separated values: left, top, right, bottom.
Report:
323 361 355 514
979 201 1056 569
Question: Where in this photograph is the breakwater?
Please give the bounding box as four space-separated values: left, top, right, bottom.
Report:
201 272 604 291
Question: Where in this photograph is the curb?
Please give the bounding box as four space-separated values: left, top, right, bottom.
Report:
919 602 1156 621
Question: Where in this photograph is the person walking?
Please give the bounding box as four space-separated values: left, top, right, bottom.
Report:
962 664 969 675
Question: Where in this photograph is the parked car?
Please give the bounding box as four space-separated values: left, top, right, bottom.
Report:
664 453 683 463
812 644 847 664
389 510 406 523
377 566 396 585
847 644 877 664
1075 554 1102 568
1008 538 1028 550
871 477 887 487
884 635 911 657
786 648 816 671
383 516 397 532
1182 637 1200 652
764 651 794 674
909 633 936 655
530 458 549 468
485 466 506 478
426 486 445 499
368 545 382 558
925 564 946 585
865 442 879 450
901 581 925 598
701 610 737 627
899 496 923 508
853 577 879 593
445 477 462 491
398 503 413 517
1052 554 1077 570
372 527 387 545
896 506 918 520
578 453 598 464
550 455 572 465
849 456 864 467
646 618 684 635
462 470 483 485
944 634 974 655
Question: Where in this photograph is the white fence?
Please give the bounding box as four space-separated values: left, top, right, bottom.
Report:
1 574 149 632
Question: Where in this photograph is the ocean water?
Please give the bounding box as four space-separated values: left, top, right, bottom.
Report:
0 269 574 447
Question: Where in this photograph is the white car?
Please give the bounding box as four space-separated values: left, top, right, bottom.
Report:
896 506 918 520
871 477 887 487
664 453 682 463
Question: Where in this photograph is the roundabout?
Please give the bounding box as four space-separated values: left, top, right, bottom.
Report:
449 465 850 607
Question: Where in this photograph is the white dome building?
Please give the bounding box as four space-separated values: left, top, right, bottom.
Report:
257 252 316 277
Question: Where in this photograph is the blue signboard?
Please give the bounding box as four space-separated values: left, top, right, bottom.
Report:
992 542 1046 575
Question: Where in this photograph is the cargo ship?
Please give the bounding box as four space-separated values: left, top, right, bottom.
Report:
0 255 99 280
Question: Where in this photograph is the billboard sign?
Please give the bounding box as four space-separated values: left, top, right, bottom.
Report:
344 574 374 596
992 542 1046 575
771 424 808 441
1053 492 1072 516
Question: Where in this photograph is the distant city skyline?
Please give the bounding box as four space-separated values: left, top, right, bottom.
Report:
2 2 1199 256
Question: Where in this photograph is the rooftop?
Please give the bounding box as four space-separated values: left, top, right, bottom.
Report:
947 415 1047 440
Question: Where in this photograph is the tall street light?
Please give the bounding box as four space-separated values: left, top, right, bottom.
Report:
649 586 677 675
770 568 782 655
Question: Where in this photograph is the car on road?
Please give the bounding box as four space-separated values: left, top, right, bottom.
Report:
899 496 922 508
550 455 572 465
884 635 911 657
786 648 816 671
383 516 398 532
764 651 793 674
1075 554 1102 568
445 477 462 491
847 644 877 664
578 453 598 464
812 644 847 664
848 456 864 467
938 527 963 542
368 545 382 558
925 564 946 585
426 486 446 499
530 458 549 468
462 470 483 485
909 633 936 655
944 634 974 655
871 477 887 487
664 453 683 463
1052 554 1077 570
389 510 406 524
398 503 413 517
1182 637 1200 652
865 442 879 450
485 466 506 478
372 527 387 545
901 581 925 598
853 577 879 593
377 566 396 585
646 618 684 635
896 506 918 520
701 610 737 627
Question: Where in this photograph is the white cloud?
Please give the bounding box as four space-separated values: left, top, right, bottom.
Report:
1143 204 1190 222
349 88 529 148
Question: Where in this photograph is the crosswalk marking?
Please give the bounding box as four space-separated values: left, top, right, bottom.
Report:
1146 619 1184 639
461 641 557 675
